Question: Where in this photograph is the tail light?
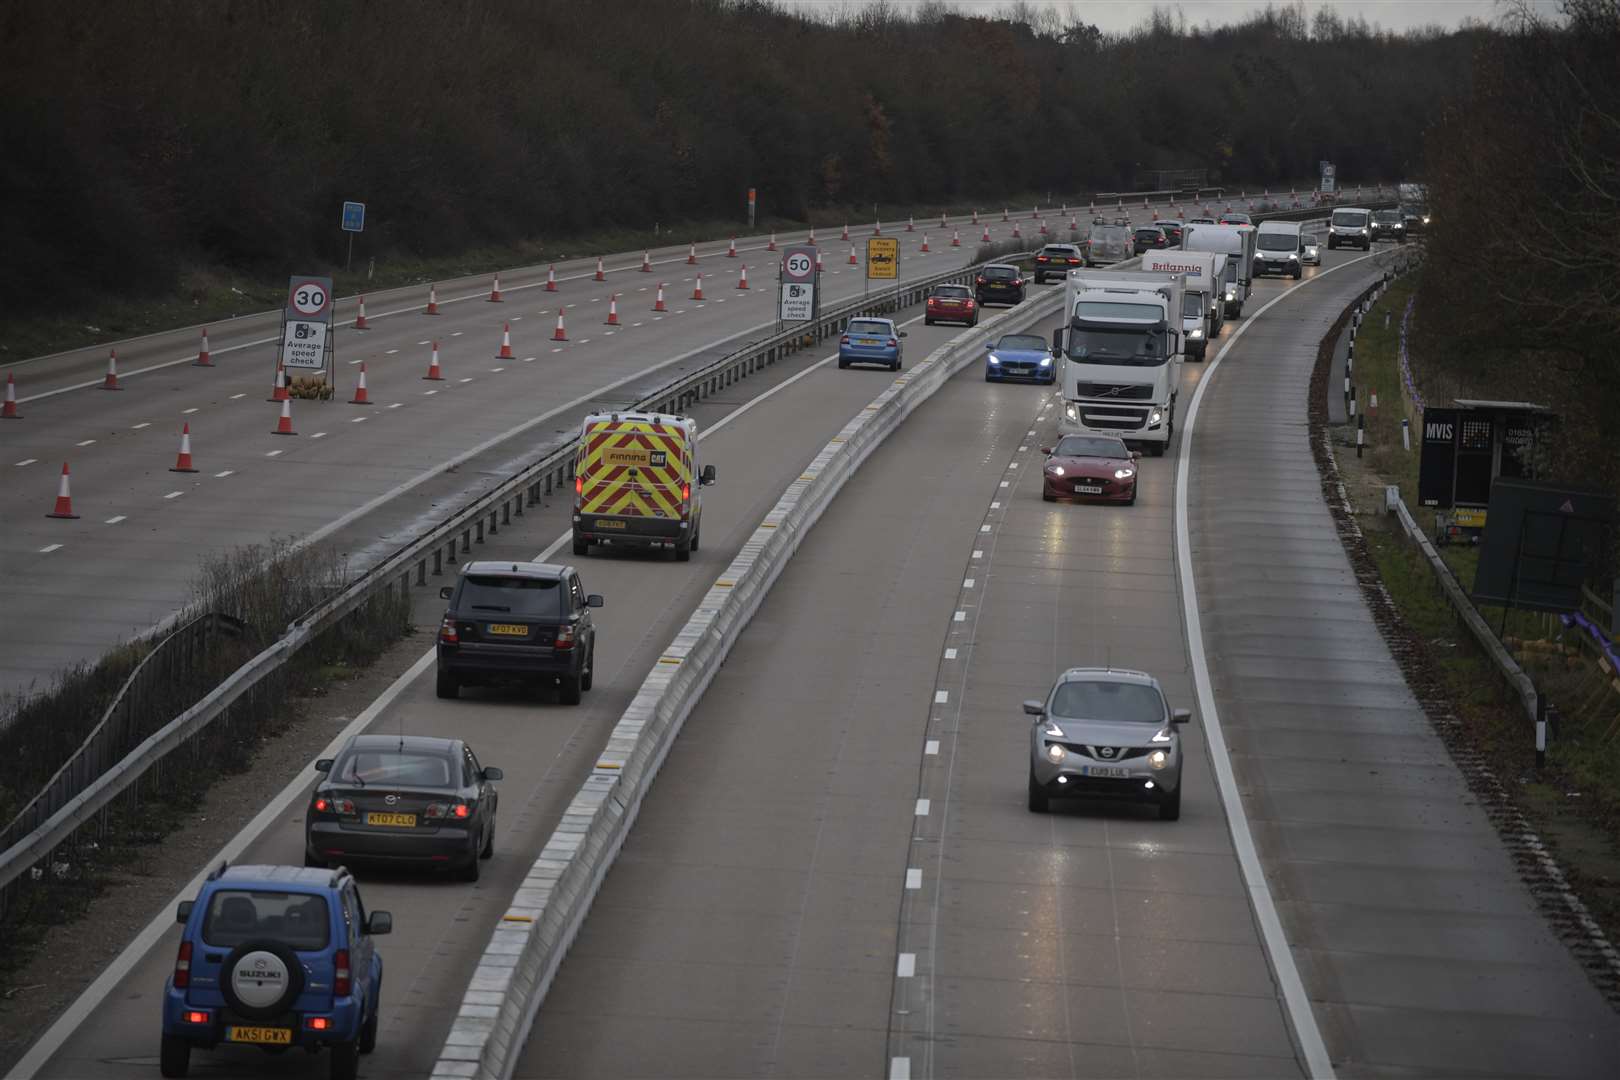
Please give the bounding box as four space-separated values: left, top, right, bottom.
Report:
1013 279 1023 287
554 623 576 650
574 474 583 497
840 335 850 345
887 338 898 347
314 796 356 815
438 617 459 644
975 276 986 284
173 941 192 989
425 801 472 820
333 949 351 997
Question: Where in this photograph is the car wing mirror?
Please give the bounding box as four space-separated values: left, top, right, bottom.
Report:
898 331 907 337
439 586 455 600
586 594 605 608
176 900 194 924
1039 446 1053 455
315 758 334 773
1130 451 1142 460
1022 700 1045 716
1172 708 1192 725
367 911 393 936
984 341 995 350
700 464 716 484
481 766 504 782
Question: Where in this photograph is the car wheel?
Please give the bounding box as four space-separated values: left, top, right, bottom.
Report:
358 991 380 1054
924 317 934 326
304 849 325 869
580 643 594 691
1328 238 1337 250
1127 487 1137 506
1042 491 1056 502
559 673 583 706
891 359 900 372
838 358 849 369
1027 773 1050 813
675 539 691 563
1158 785 1182 821
572 536 589 557
435 669 459 700
160 1035 191 1079
481 818 496 859
691 525 700 552
457 847 481 882
1148 441 1166 457
1293 268 1302 279
329 1038 360 1080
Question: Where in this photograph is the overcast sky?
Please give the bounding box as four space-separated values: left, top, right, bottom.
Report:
778 1 1558 33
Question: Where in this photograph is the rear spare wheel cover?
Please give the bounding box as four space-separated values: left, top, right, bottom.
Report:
232 950 292 1010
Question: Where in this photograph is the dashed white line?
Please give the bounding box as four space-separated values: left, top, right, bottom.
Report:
388 402 404 409
953 610 966 622
76 439 96 447
351 416 368 423
105 515 126 525
38 544 62 554
132 422 151 430
182 407 199 414
979 524 991 532
1008 462 1019 469
458 377 473 383
450 331 464 337
933 690 948 704
230 393 246 400
632 322 643 327
924 740 939 756
999 480 1009 487
311 432 328 439
491 367 505 373
522 356 536 363
266 449 284 457
552 347 564 353
971 549 983 559
163 491 184 500
15 458 37 467
989 501 1001 509
424 389 439 395
385 348 400 355
890 1058 911 1080
914 799 930 816
943 647 957 660
963 578 975 589
348 358 363 365
416 339 431 346
896 953 916 978
905 868 922 890
214 470 234 478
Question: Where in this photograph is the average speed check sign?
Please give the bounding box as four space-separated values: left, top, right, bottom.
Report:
779 244 817 323
282 275 334 370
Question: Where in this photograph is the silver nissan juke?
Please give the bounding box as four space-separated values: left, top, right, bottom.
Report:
1025 668 1191 819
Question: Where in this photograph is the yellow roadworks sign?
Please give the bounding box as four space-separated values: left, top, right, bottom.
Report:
867 237 899 280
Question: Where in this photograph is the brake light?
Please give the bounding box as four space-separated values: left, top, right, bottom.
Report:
453 803 471 819
681 482 691 503
574 474 583 497
1013 279 1023 287
184 1010 210 1025
554 623 576 650
1036 256 1048 263
975 276 985 284
314 796 356 815
1067 258 1080 264
887 338 898 347
426 799 474 821
333 949 351 997
173 941 192 989
439 617 459 644
306 1017 331 1031
840 335 850 345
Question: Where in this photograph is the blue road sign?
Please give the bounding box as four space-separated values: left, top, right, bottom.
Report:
341 201 366 233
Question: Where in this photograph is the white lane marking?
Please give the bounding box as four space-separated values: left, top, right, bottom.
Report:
351 416 368 423
131 422 150 430
265 449 283 457
953 610 966 622
924 740 939 756
348 358 363 365
511 315 523 320
214 470 234 478
915 799 931 816
1173 253 1374 1080
182 407 199 414
522 356 536 362
979 524 991 532
105 515 126 524
385 348 400 355
230 393 245 400
632 322 643 327
15 458 37 467
491 367 505 373
388 403 404 409
890 1059 911 1080
577 339 591 345
417 339 431 345
424 389 439 395
458 377 473 384
163 491 183 499
971 550 982 559
990 501 1000 508
999 480 1008 487
896 953 916 978
76 439 95 447
1018 445 1027 451
906 869 922 890
1008 462 1018 469
311 432 328 439
933 690 948 704
450 330 464 337
38 544 62 554
963 578 975 589
943 648 957 660
552 347 564 353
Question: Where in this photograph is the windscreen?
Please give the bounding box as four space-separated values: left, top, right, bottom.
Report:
203 891 330 951
457 576 564 618
983 266 1018 280
996 334 1047 351
1067 316 1167 367
333 748 454 788
1054 436 1128 459
1049 680 1165 723
1182 294 1204 319
934 285 970 298
1332 211 1368 228
847 320 891 336
1257 233 1297 251
1374 211 1402 223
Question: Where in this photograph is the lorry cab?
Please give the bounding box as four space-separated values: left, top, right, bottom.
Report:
572 411 716 562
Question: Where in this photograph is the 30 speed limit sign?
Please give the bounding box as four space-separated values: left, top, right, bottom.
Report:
286 277 333 319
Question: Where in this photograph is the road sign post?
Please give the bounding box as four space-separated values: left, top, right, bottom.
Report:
778 244 818 328
341 201 365 272
279 275 335 395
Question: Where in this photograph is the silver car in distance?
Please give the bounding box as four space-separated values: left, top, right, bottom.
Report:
1025 667 1191 819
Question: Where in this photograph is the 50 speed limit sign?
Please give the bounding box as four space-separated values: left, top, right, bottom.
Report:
781 246 817 283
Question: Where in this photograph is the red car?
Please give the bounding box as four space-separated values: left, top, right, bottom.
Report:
925 284 978 327
1040 434 1141 505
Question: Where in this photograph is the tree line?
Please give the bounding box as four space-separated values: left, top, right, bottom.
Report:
0 0 1481 310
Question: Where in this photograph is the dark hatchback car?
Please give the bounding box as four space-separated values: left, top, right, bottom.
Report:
974 263 1025 305
305 735 502 881
1156 221 1184 246
1132 226 1170 254
435 560 602 704
1371 208 1407 243
1033 244 1084 284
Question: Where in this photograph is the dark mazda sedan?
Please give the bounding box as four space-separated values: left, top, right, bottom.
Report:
305 734 503 881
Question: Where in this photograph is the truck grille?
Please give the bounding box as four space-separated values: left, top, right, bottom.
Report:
1072 382 1153 400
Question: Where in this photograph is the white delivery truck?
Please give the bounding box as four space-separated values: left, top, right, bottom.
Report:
1182 223 1257 318
1052 271 1186 456
1141 250 1225 360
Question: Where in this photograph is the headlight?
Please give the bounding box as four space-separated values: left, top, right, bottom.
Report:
1422 215 1431 225
1047 464 1065 477
1189 328 1204 339
1359 227 1369 234
1287 253 1298 260
1149 409 1163 425
1114 468 1134 479
988 355 1001 365
1149 750 1169 770
1046 743 1067 763
1225 288 1236 301
1065 404 1078 421
1039 356 1053 366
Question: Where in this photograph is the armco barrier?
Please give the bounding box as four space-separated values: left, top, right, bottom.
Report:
429 289 1067 1079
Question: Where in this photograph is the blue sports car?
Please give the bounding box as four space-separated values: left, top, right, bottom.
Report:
984 333 1056 383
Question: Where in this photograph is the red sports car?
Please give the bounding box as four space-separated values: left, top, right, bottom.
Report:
925 284 978 327
1040 434 1141 505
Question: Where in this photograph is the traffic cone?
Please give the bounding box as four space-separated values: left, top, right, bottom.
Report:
552 309 568 341
488 274 504 302
594 257 606 282
972 209 979 224
727 236 738 258
1033 205 1040 219
951 230 961 247
981 225 991 243
102 349 122 390
605 294 621 325
920 235 930 253
170 423 199 471
268 361 289 401
1012 224 1022 239
1002 208 1009 221
736 264 749 289
545 265 558 292
424 285 440 315
354 295 371 329
940 211 948 228
272 398 297 435
350 363 372 404
496 323 515 359
687 243 698 265
194 327 213 367
1144 197 1150 209
874 220 882 235
1151 208 1159 221
693 274 705 301
423 342 444 381
653 283 668 312
848 245 858 266
46 463 78 519
841 223 850 241
1039 221 1049 235
1070 217 1078 231
808 226 816 244
815 250 824 271
640 251 652 272
906 215 915 232
767 231 777 251
2 373 19 419
1089 200 1096 214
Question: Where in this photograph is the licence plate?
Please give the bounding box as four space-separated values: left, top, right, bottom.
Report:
1074 483 1104 494
366 812 417 827
227 1026 292 1045
1081 766 1128 778
857 338 879 346
594 519 626 529
486 623 527 636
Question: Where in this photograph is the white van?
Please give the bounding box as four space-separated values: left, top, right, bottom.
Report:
1328 207 1372 250
1254 220 1304 279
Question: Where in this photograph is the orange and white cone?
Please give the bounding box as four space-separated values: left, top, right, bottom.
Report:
848 244 858 266
354 295 371 329
268 361 289 402
841 223 849 241
496 323 515 359
350 363 373 404
815 250 824 271
1151 208 1159 221
194 327 213 367
653 283 668 312
170 422 199 471
687 243 698 265
46 462 79 519
640 251 653 272
1070 217 1078 231
424 285 440 315
692 274 705 301
727 236 738 258
972 209 979 224
906 215 915 232
605 294 621 325
920 235 930 253
1002 208 1009 221
423 342 444 381
808 226 816 244
873 220 881 235
594 257 606 282
940 211 948 228
1032 205 1039 219
766 231 777 251
545 265 558 292
1039 221 1049 235
951 230 961 247
736 264 749 289
2 372 19 419
1012 223 1022 239
981 225 990 243
488 274 504 302
1144 197 1150 209
102 349 122 390
551 309 568 341
272 398 296 435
